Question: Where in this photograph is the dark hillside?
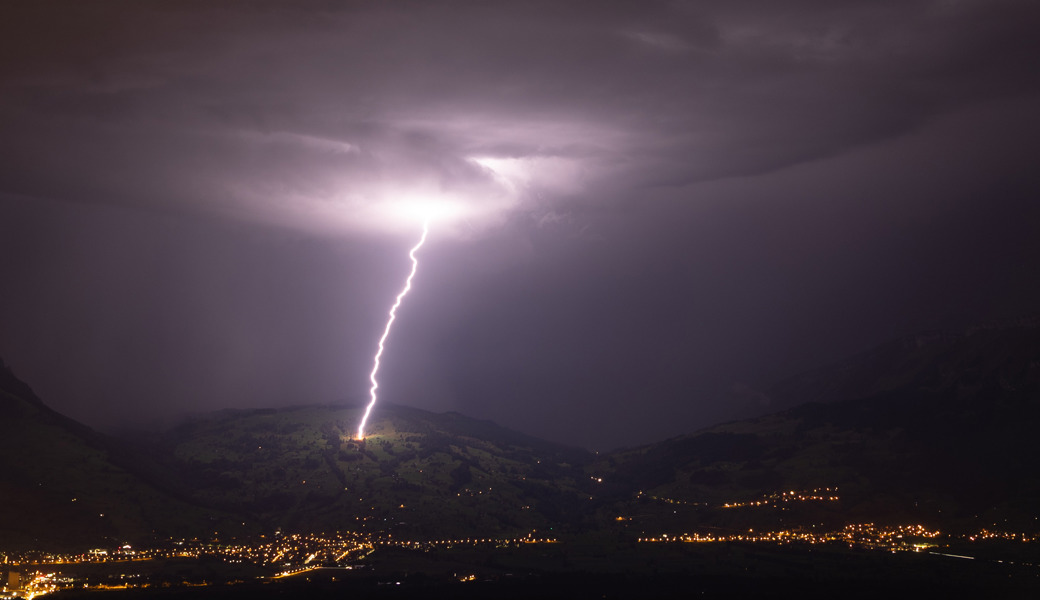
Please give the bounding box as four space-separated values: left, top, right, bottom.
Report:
147 403 595 538
595 324 1040 536
766 320 1040 410
3 322 1039 550
0 359 250 550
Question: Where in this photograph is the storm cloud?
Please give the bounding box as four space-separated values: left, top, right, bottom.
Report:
2 1 1039 448
4 1 1036 231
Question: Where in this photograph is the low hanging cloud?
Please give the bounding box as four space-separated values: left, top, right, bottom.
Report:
1 0 1037 236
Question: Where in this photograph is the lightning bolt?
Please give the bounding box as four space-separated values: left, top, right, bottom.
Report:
357 221 429 439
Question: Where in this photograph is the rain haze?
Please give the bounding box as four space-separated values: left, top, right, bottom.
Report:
1 0 1039 450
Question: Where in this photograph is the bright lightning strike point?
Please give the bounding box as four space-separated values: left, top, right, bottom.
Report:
357 221 429 440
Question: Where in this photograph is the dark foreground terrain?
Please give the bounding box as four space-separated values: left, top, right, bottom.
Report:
3 322 1040 598
46 543 1040 600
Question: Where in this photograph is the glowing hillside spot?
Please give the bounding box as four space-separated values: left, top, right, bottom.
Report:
357 222 429 439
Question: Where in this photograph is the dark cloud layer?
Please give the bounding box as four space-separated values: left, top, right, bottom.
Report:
2 1 1039 448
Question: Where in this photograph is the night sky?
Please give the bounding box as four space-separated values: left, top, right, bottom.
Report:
2 1 1039 450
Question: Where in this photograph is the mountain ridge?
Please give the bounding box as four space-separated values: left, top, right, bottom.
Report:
761 318 1040 412
0 360 253 551
1 321 1038 549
